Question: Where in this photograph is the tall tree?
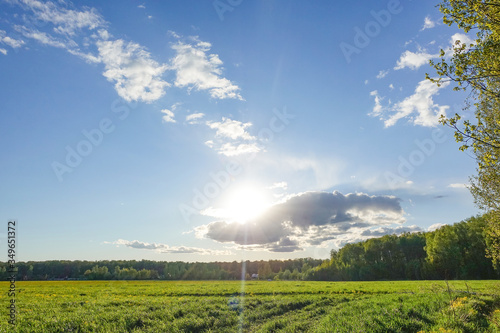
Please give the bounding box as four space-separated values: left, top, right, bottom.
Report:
429 0 500 267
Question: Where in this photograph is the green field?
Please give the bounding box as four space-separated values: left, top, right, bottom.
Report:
1 280 500 332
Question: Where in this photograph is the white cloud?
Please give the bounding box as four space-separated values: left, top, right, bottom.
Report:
67 49 100 63
268 182 288 190
371 79 450 127
369 90 383 117
217 142 261 156
170 38 243 100
1 36 24 48
206 117 255 140
17 24 102 64
421 16 436 31
0 48 7 55
171 102 182 111
16 26 69 48
108 239 231 255
204 117 261 155
389 84 394 90
448 183 467 189
450 33 474 51
138 4 146 9
186 112 205 124
168 30 181 39
395 33 474 72
9 2 244 105
390 79 449 127
161 109 176 123
0 30 24 48
97 29 111 40
394 49 438 70
97 39 169 102
4 1 244 113
428 223 446 231
376 69 389 79
200 207 233 219
20 0 105 36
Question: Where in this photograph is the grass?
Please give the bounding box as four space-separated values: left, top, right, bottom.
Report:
0 280 500 332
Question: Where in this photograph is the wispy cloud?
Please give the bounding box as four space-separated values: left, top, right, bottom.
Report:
19 0 105 36
369 90 383 117
16 25 70 48
376 69 389 79
217 142 261 156
186 112 205 124
268 182 288 190
107 239 231 255
448 183 467 189
6 2 243 105
161 109 176 123
421 16 436 31
0 30 24 48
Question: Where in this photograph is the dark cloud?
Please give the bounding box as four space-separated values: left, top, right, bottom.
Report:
266 237 303 253
335 221 372 232
197 191 405 252
205 220 286 245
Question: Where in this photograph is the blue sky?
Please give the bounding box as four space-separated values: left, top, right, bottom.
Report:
0 0 479 261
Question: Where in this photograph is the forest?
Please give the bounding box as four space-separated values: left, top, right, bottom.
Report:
3 215 498 282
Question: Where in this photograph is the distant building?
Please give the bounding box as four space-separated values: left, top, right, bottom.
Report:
251 273 258 280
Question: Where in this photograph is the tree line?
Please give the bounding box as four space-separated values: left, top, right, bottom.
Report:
0 257 323 281
2 215 498 281
310 215 497 281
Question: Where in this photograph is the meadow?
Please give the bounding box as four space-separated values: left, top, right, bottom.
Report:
1 280 500 332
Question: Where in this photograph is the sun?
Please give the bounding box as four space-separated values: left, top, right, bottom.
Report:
222 185 271 223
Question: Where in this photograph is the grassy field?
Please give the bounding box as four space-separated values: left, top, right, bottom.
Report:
1 280 500 332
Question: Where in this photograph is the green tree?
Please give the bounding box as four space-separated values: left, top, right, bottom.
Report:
429 0 500 267
425 225 462 279
257 262 273 280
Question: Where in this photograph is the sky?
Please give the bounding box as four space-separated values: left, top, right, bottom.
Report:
0 0 481 262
